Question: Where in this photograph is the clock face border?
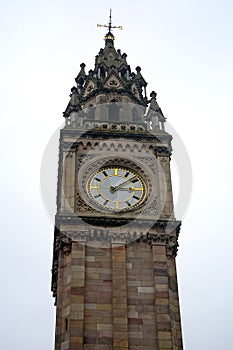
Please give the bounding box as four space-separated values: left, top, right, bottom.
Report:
76 155 159 217
86 165 147 213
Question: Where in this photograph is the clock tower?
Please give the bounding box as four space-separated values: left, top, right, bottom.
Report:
51 15 183 350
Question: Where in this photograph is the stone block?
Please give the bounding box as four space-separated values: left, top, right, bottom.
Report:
113 339 128 348
138 287 154 293
72 278 85 287
157 314 171 323
69 336 83 345
158 331 172 340
155 284 169 292
113 317 128 325
158 339 173 348
70 311 84 320
71 304 84 312
85 304 97 311
97 324 113 331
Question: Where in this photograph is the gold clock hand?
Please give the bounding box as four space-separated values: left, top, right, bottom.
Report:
115 187 134 192
110 176 137 192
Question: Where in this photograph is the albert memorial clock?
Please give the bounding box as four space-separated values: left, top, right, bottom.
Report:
51 14 183 350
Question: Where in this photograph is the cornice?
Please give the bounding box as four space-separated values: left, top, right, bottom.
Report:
55 215 181 233
51 220 181 300
60 128 172 145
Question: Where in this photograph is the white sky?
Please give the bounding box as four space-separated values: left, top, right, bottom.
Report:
0 0 233 349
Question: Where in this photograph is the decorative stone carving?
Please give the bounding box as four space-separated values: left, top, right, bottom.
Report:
147 233 179 258
156 146 172 157
83 121 146 132
60 128 170 146
65 229 143 245
51 230 73 293
76 191 96 213
136 155 157 174
60 234 72 256
166 236 179 258
83 79 97 98
140 199 158 216
76 154 96 170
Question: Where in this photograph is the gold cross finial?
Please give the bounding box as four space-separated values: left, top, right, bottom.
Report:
97 9 123 33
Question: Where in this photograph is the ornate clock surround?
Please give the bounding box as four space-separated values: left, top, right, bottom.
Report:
75 146 164 219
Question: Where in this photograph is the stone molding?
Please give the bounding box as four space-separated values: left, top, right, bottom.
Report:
56 215 180 231
148 233 179 258
51 219 181 301
60 128 172 146
51 228 72 303
83 122 146 132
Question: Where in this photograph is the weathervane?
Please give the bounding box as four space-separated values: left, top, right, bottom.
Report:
97 9 123 34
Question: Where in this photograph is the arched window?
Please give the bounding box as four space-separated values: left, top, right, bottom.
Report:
109 100 119 121
132 107 141 122
87 105 94 119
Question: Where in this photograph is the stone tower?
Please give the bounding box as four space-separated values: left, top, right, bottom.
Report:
51 16 183 350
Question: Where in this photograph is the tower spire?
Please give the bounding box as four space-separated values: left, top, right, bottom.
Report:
97 9 123 41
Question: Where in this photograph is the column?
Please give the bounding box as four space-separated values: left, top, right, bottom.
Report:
69 242 86 350
152 240 172 350
112 244 128 350
61 150 75 213
157 155 174 219
168 258 183 350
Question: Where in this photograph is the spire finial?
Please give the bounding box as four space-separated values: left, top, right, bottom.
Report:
97 9 123 39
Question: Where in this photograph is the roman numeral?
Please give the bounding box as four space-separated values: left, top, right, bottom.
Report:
125 172 129 178
95 178 101 182
126 201 131 207
131 178 138 183
133 195 140 200
103 171 108 177
94 194 101 198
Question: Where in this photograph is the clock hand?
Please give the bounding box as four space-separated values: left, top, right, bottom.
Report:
113 187 134 192
110 176 137 192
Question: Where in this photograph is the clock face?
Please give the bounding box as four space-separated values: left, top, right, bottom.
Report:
86 166 147 212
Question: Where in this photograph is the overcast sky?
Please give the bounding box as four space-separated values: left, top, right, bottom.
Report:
1 0 233 349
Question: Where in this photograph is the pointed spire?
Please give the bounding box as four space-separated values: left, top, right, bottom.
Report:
63 14 153 123
149 91 163 115
76 63 86 79
135 66 147 90
75 63 86 91
145 91 166 131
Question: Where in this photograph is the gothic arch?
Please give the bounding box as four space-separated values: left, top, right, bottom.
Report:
109 100 119 121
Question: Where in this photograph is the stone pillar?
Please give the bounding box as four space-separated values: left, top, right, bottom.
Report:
112 244 128 349
157 155 174 219
61 151 75 213
69 242 86 350
95 103 108 121
168 258 183 350
151 114 159 131
84 244 113 349
152 239 172 350
55 243 73 350
127 240 157 349
54 251 65 350
119 104 131 123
